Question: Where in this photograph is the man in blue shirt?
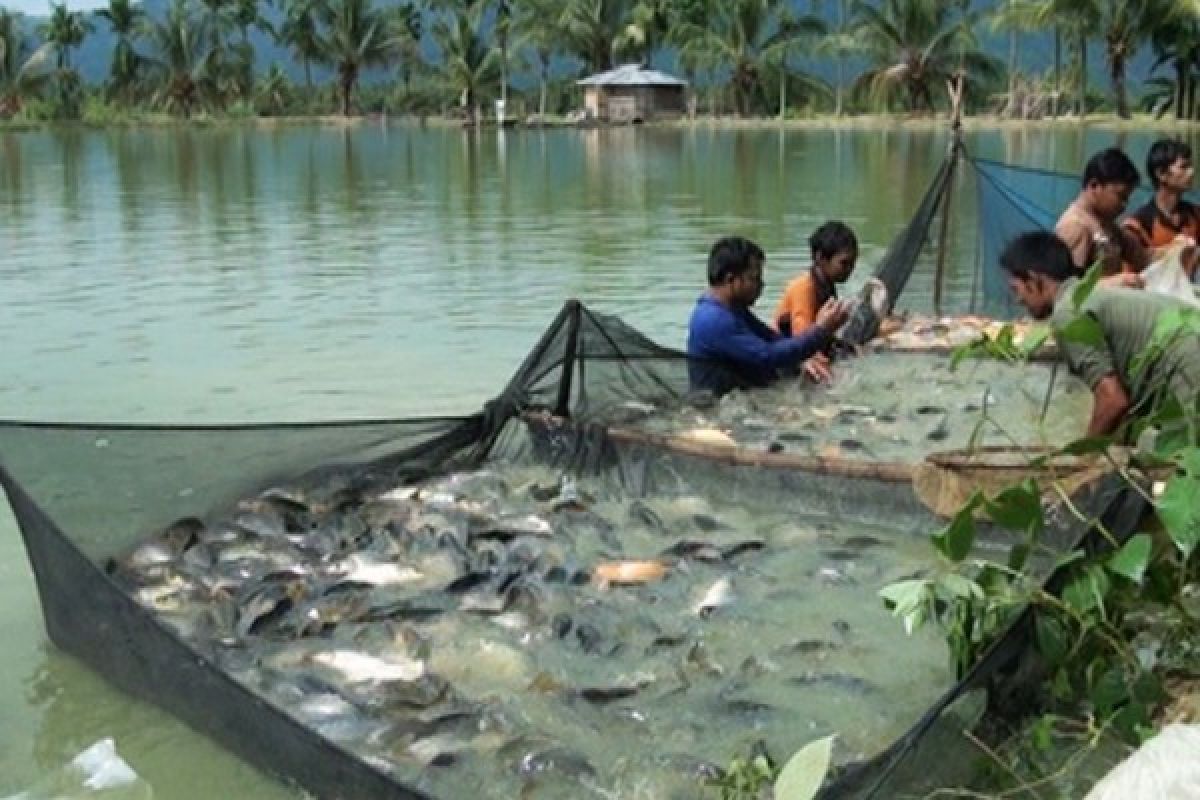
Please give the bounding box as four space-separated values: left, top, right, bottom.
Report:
687 236 850 395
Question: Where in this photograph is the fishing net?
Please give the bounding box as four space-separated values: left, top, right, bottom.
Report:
970 157 1158 317
0 153 1151 799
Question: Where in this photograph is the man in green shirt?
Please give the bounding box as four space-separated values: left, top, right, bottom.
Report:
1000 231 1200 436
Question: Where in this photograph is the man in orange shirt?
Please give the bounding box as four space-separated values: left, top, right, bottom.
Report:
774 220 858 382
1122 138 1199 278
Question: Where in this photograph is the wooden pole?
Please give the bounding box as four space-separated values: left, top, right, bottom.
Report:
932 74 964 317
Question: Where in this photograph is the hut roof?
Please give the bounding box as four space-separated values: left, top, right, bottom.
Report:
577 64 687 88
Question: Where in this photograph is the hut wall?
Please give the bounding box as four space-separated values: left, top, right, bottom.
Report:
587 86 686 122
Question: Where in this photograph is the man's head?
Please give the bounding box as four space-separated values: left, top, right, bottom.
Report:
1080 148 1140 220
809 220 858 283
708 236 765 307
999 231 1076 320
1146 139 1194 193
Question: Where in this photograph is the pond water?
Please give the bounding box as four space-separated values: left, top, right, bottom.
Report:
2 122 1196 798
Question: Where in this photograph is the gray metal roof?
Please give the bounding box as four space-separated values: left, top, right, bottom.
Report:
577 64 687 87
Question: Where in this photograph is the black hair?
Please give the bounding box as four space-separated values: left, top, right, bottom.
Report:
999 231 1076 282
1146 139 1192 188
1081 147 1140 189
809 220 858 261
707 236 765 287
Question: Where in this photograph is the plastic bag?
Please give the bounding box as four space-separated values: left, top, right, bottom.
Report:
1084 724 1200 800
2 739 152 800
1141 240 1200 308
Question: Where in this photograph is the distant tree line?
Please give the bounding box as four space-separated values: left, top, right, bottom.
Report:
1 0 1198 122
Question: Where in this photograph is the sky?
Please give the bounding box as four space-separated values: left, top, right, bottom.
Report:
2 0 108 14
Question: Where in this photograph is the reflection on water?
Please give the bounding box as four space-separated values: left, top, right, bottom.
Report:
3 123 1200 798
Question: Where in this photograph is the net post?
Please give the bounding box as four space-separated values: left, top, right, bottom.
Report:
554 299 583 418
933 74 965 317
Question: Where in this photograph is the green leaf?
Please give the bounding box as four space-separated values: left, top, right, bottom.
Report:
933 495 982 562
984 480 1043 534
1071 263 1103 308
937 573 984 600
1106 534 1153 584
774 735 834 800
1018 325 1051 357
1008 542 1031 572
879 579 930 635
1034 613 1069 666
1158 473 1200 558
1090 667 1126 717
1063 566 1111 616
1057 313 1105 348
1058 436 1116 456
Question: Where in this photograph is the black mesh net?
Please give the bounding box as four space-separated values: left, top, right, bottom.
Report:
0 150 1151 800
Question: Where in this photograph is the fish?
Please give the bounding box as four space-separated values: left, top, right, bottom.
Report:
677 428 738 448
842 535 886 549
310 649 427 684
330 554 424 587
789 670 879 694
817 566 855 585
627 500 665 532
574 683 645 705
471 514 554 542
693 577 735 617
592 560 668 587
721 540 766 560
777 638 840 657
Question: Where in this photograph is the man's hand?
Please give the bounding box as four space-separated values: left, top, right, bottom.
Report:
802 353 834 384
815 298 851 333
1099 272 1144 290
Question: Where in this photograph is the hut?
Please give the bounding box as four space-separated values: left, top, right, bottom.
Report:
576 64 687 123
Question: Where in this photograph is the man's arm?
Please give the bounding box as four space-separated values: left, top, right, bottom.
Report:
703 317 829 372
1055 215 1093 271
1120 228 1149 272
1087 374 1132 436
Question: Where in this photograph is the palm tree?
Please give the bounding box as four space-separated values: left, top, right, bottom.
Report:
666 0 716 116
675 0 826 117
513 0 565 116
1096 0 1173 118
1027 0 1174 118
230 0 269 100
1146 3 1200 119
196 0 235 104
256 62 290 113
622 0 671 64
39 3 92 70
279 0 325 90
145 0 210 116
559 0 633 73
819 0 856 116
317 0 396 115
390 2 422 95
432 1 500 124
95 0 146 103
852 0 1001 113
0 10 54 117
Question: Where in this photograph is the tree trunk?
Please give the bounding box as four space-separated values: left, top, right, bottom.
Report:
1078 33 1087 117
1177 61 1186 120
1007 29 1017 119
340 68 353 115
835 0 845 116
1052 27 1061 118
778 72 786 120
304 58 312 90
1111 50 1128 119
539 77 547 117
